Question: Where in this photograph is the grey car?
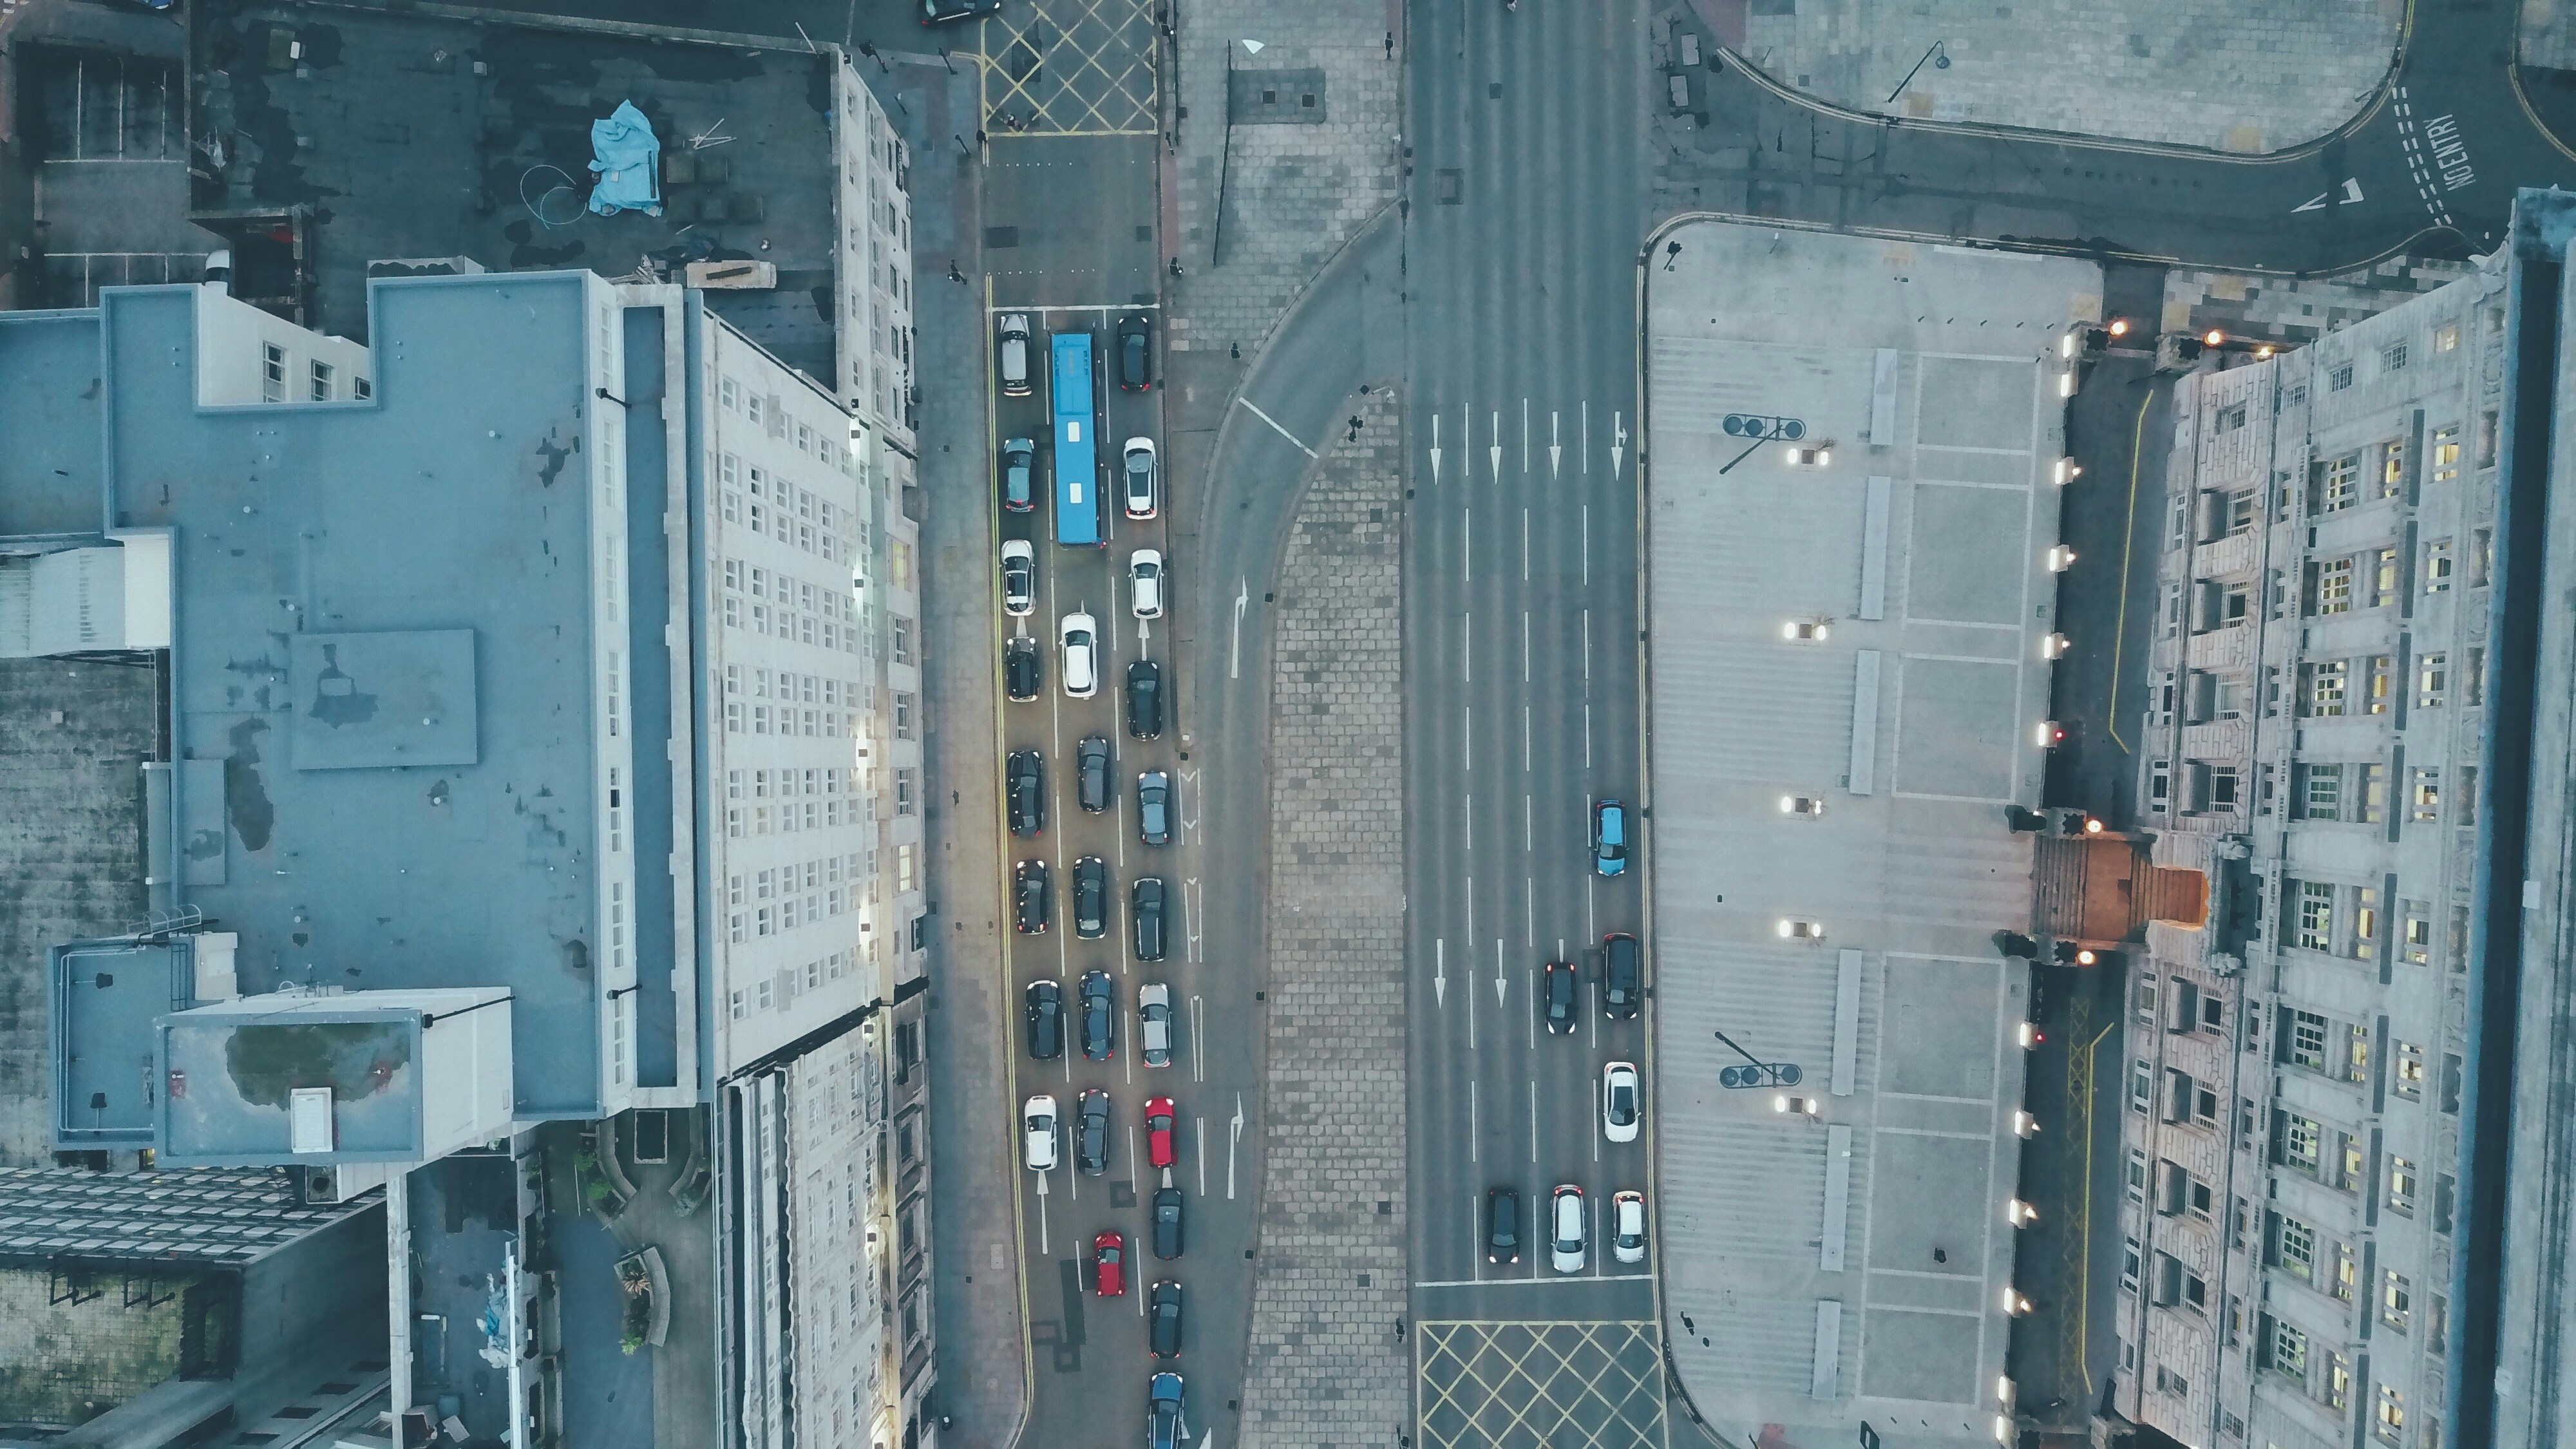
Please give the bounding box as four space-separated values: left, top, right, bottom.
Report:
1137 770 1172 846
1079 735 1113 813
1074 855 1110 939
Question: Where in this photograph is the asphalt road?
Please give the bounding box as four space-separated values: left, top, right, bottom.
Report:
1399 0 1659 1343
1673 0 2574 272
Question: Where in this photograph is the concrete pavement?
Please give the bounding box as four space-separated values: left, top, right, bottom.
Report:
1234 385 1411 1449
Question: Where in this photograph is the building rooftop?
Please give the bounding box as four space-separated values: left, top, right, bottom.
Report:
1645 223 2094 1443
187 2 850 388
1 274 607 1122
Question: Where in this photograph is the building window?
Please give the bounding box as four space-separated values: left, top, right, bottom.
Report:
2309 557 2354 615
2288 1010 2329 1069
2436 321 2461 352
720 375 740 411
2266 1317 2310 1378
2412 767 2443 823
2224 489 2259 536
2275 1215 2316 1280
2130 1059 2154 1113
896 843 916 894
2148 759 2170 813
2313 453 2360 512
2472 526 2494 587
896 767 917 816
730 989 747 1019
2329 363 2355 392
2126 1148 2148 1204
2282 1112 2323 1170
2367 547 2400 608
2297 880 2336 951
894 692 915 740
2296 764 2343 821
2215 402 2249 433
2425 537 2455 592
261 343 288 402
2352 885 2381 956
2382 342 2409 374
893 615 916 667
2328 1353 2352 1410
2389 1157 2418 1215
2367 653 2394 714
2377 1384 2406 1441
2432 424 2461 484
2121 1236 2142 1294
2465 647 2486 705
2419 653 2448 709
2300 659 2348 717
2209 765 2240 811
309 359 336 401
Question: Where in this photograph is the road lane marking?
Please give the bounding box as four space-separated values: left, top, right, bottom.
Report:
1235 395 1316 457
1464 704 1472 772
1611 410 1627 478
1526 878 1536 948
1494 938 1508 1006
1582 505 1589 586
1229 576 1247 679
1522 706 1531 773
1522 611 1531 681
1524 794 1533 851
1530 1079 1539 1163
1469 1080 1479 1162
1521 397 1530 474
1488 409 1501 481
1526 963 1536 1049
1522 506 1530 580
1410 1274 1654 1288
1582 401 1589 477
1430 412 1444 485
1182 876 1202 963
1582 607 1591 679
1464 610 1472 683
1465 792 1473 851
1227 1094 1244 1199
1464 507 1472 582
1435 937 1448 1007
1197 1116 1206 1198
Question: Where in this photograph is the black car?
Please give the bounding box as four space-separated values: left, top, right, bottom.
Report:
1078 734 1113 813
1137 770 1171 846
1014 859 1049 934
1079 968 1115 1061
1126 658 1164 739
1151 1184 1184 1259
920 0 1001 23
1077 1089 1112 1175
999 437 1036 512
1602 933 1642 1019
1487 1186 1520 1264
1543 960 1579 1035
1148 1280 1184 1358
1074 856 1110 939
1009 750 1045 837
1025 980 1064 1060
1116 313 1153 392
1133 877 1168 961
1005 636 1042 702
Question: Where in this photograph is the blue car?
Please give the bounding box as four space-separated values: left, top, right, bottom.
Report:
1593 799 1629 876
1148 1372 1188 1449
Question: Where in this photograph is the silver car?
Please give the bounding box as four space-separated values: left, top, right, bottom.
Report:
1139 982 1174 1068
1124 437 1159 518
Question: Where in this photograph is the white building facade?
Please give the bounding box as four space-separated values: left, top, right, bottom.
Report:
2120 261 2500 1449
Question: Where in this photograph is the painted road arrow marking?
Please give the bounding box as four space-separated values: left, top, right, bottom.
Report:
1429 412 1442 486
1494 937 1508 1005
1611 410 1628 479
1488 410 1502 482
1549 410 1562 480
1227 1094 1245 1199
1229 577 1247 679
2293 178 2365 213
1434 938 1447 1007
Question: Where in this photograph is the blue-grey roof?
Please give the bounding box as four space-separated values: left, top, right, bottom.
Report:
0 310 108 540
50 940 189 1148
158 1003 423 1162
10 274 609 1120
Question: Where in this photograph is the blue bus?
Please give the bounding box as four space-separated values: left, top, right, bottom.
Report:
1050 332 1104 547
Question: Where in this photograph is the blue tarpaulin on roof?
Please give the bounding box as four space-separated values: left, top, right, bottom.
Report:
587 101 663 218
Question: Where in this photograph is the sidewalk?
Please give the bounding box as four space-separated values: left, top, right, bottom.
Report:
884 47 1031 1449
1692 0 2396 155
1234 387 1411 1449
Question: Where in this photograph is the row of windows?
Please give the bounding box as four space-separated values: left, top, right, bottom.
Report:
721 559 864 650
258 343 373 403
726 789 866 840
726 855 871 942
726 943 867 1019
714 383 858 475
2258 1312 2436 1444
2298 649 2488 719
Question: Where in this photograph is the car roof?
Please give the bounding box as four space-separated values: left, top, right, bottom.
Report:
1126 436 1155 453
1002 538 1034 558
1140 982 1171 1005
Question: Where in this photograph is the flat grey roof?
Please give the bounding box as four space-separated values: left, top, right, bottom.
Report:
159 1007 419 1161
1645 223 2094 1443
188 3 848 386
52 940 187 1146
0 311 109 540
4 275 606 1118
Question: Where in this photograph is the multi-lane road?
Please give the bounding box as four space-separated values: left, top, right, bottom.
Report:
1401 0 1660 1342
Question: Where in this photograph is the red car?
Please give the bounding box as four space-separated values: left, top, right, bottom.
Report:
1094 1231 1128 1297
1146 1097 1177 1170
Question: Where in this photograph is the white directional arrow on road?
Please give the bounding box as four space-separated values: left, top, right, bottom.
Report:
1494 938 1508 1005
1488 410 1502 482
1229 577 1248 679
1227 1094 1245 1200
1549 410 1562 480
1434 938 1447 1007
1611 410 1628 479
1429 413 1443 486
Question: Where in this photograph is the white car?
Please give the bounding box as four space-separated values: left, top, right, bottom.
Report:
1060 612 1099 698
1123 437 1159 519
1611 1190 1647 1264
1023 1095 1060 1171
1602 1061 1641 1144
1549 1184 1587 1274
1138 981 1173 1068
1001 538 1036 618
1130 549 1165 620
